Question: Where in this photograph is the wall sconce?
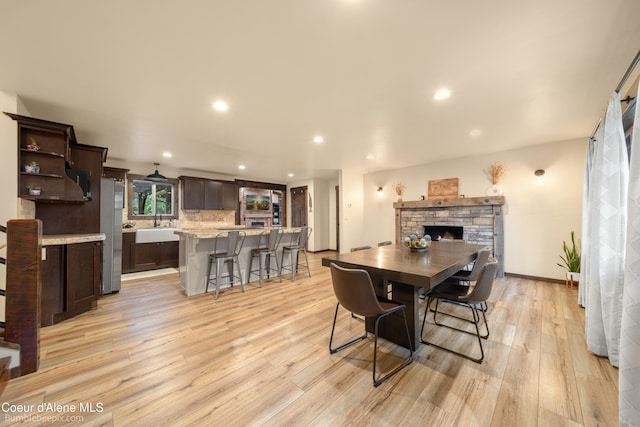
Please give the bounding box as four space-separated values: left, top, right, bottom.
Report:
376 186 383 197
534 169 545 185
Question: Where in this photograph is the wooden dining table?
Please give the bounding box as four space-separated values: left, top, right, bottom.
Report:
322 241 488 350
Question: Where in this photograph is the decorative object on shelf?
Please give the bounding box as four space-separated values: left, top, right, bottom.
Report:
24 161 40 174
145 162 168 182
557 231 581 287
394 182 406 202
27 186 42 196
428 177 459 200
403 233 431 251
484 162 506 196
25 137 40 151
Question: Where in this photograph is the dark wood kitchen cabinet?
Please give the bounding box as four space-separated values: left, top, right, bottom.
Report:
41 241 102 326
180 176 237 210
132 241 178 271
122 232 178 273
122 232 135 273
6 112 84 202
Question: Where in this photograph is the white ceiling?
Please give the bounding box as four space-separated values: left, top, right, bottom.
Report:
2 1 640 183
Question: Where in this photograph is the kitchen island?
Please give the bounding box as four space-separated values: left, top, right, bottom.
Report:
175 227 301 296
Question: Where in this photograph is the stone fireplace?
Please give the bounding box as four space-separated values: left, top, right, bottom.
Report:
394 196 505 277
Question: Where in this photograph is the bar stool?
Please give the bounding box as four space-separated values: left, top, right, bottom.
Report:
248 228 283 287
279 226 312 282
206 230 246 300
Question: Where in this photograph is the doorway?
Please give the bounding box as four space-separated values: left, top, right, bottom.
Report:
290 186 308 227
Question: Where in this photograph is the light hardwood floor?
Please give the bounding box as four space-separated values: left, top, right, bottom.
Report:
1 252 618 426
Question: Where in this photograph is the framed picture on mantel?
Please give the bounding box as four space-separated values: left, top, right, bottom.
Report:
428 178 459 200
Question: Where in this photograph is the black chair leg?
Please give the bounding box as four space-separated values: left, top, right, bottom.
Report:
372 308 413 387
421 298 486 363
329 304 368 354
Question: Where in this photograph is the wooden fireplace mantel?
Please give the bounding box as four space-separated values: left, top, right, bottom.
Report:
393 195 505 209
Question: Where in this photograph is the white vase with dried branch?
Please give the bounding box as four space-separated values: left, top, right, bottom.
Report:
394 183 406 202
484 163 506 196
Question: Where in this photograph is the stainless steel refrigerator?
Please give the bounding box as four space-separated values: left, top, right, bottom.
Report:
100 178 124 294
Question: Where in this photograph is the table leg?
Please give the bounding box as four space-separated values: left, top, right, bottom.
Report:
367 274 419 350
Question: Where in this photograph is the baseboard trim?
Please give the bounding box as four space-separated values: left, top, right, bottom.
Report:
504 272 564 285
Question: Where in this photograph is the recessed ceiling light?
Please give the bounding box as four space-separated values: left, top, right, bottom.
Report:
238 165 246 170
313 136 324 144
162 152 172 158
366 154 375 160
212 100 229 111
433 88 451 101
469 129 483 137
288 173 294 177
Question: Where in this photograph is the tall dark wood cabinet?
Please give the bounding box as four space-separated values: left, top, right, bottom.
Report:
5 113 107 327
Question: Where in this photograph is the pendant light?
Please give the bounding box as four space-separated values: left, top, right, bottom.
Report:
146 162 168 182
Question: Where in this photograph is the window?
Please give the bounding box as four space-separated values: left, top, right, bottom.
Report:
128 176 177 219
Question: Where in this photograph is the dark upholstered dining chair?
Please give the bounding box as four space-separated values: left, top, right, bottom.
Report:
431 247 492 314
329 263 414 387
450 247 491 285
420 260 498 363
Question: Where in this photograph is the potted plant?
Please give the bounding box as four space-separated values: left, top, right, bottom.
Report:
25 137 40 151
25 161 40 174
557 231 580 285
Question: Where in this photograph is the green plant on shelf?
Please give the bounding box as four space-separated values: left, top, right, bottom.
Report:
25 161 40 174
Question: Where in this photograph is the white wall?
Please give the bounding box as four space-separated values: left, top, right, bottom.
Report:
0 91 21 322
310 178 331 252
339 168 366 253
363 139 586 280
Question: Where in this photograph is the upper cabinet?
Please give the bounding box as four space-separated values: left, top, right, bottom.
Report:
5 113 107 235
5 112 85 202
180 176 237 210
103 166 129 182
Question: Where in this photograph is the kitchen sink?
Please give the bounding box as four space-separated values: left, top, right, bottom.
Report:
135 228 180 243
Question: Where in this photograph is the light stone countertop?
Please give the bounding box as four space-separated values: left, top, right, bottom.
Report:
175 226 300 239
42 233 106 246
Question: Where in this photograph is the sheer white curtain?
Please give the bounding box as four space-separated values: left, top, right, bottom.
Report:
584 91 629 367
579 134 598 307
620 82 640 426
